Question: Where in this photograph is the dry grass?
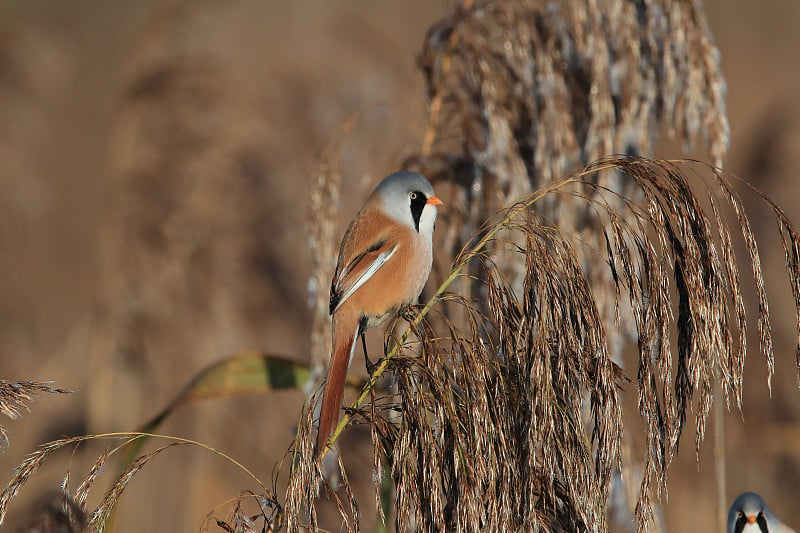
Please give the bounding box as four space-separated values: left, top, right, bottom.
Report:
280 4 789 531
0 432 279 532
286 157 800 532
0 381 71 449
408 0 728 333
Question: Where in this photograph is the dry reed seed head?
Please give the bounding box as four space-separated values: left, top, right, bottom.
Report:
586 157 798 529
407 3 729 402
706 189 747 409
330 224 626 530
332 453 360 533
413 0 728 184
284 393 321 533
0 435 86 525
0 380 71 421
308 147 343 372
74 444 114 510
88 442 185 532
765 202 800 384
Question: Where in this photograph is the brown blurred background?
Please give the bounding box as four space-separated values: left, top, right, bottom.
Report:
0 1 798 531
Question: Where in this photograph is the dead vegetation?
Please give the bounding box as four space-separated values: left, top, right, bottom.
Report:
285 1 793 532
1 0 799 532
0 381 71 449
287 157 800 532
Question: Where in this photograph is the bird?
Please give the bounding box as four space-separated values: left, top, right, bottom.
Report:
727 491 796 533
316 170 442 455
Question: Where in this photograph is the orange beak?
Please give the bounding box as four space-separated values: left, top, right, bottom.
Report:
746 514 757 524
427 196 443 206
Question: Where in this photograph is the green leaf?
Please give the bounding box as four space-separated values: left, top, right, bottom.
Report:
141 352 314 432
116 352 365 476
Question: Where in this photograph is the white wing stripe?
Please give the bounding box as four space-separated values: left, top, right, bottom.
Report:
334 246 397 312
347 323 360 366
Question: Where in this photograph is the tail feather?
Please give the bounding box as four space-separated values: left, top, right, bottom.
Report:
316 318 358 455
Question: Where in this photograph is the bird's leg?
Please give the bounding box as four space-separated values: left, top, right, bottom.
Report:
359 317 382 377
362 331 378 437
360 332 377 377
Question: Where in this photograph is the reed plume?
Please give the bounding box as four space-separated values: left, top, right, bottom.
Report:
285 2 794 532
289 157 800 532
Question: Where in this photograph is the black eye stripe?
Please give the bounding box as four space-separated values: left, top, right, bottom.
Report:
409 190 428 232
757 512 769 532
735 513 746 533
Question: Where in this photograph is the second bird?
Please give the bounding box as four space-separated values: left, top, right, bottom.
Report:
728 492 796 533
316 171 442 454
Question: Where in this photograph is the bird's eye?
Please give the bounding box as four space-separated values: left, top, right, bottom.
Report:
737 511 744 519
410 192 418 200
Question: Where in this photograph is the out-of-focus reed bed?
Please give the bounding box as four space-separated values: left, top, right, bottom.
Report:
0 1 437 530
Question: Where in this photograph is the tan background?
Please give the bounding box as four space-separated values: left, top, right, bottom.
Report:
0 1 798 531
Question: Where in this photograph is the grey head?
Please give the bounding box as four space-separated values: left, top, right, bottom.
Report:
372 171 440 236
728 492 790 533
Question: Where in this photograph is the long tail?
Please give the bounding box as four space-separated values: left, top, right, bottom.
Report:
316 314 358 455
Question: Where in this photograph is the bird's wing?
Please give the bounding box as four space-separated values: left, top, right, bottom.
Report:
330 237 398 314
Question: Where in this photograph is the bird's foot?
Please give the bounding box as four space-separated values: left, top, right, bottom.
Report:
399 306 418 322
365 356 384 378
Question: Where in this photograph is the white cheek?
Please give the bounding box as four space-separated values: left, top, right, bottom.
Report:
418 205 438 237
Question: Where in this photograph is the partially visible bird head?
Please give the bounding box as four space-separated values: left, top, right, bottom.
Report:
728 492 774 533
